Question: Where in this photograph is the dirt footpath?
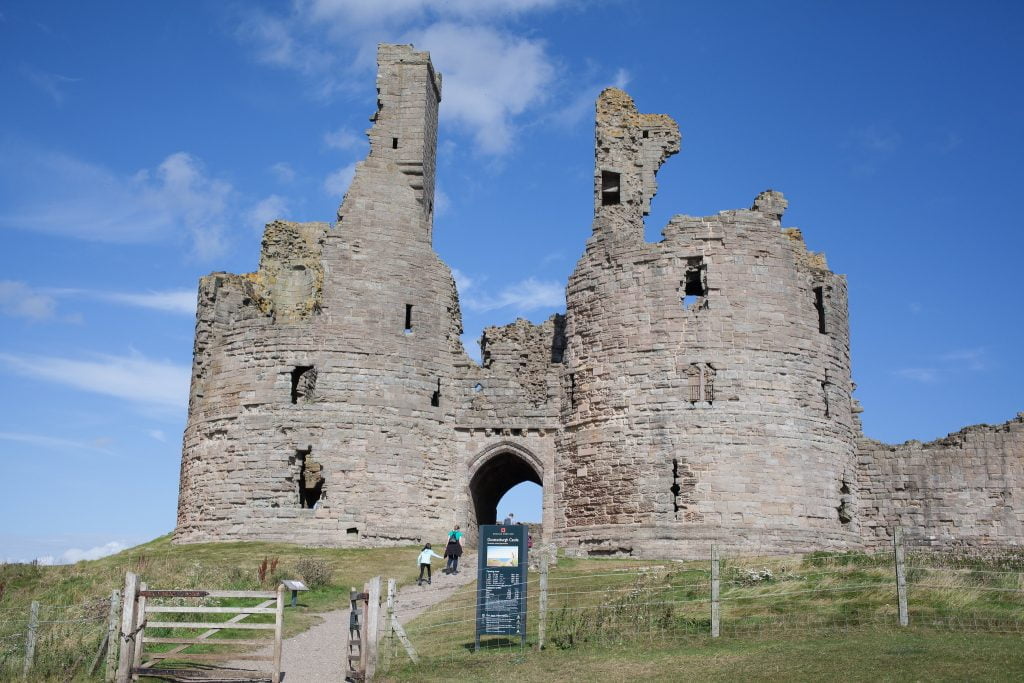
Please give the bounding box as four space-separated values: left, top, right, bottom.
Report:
225 556 476 681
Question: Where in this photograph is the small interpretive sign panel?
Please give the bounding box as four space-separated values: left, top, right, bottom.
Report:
475 524 528 648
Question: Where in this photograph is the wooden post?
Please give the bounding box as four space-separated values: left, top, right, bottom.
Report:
386 579 396 661
352 586 365 679
22 600 39 679
365 576 381 681
272 583 284 683
115 572 138 683
894 527 909 627
537 556 549 650
104 589 120 682
130 582 147 681
711 545 721 638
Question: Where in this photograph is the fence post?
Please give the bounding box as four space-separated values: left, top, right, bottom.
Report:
365 576 381 681
538 556 549 650
103 589 120 682
130 582 148 681
21 600 39 679
273 583 284 683
115 572 138 683
386 578 396 660
711 545 720 638
894 527 909 627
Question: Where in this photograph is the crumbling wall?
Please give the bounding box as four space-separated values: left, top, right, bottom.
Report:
558 89 860 558
857 415 1024 549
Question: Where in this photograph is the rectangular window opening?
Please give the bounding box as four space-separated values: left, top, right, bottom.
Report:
642 130 649 139
601 170 621 206
430 377 441 407
681 257 707 310
290 366 316 404
392 137 399 149
295 448 325 509
568 372 575 409
404 304 413 334
813 286 827 334
346 527 359 535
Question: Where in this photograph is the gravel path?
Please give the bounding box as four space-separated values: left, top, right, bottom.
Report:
223 556 477 682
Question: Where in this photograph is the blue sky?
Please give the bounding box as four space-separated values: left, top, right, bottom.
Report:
1 1 1021 563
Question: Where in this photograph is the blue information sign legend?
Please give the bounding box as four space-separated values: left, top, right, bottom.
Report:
475 524 528 649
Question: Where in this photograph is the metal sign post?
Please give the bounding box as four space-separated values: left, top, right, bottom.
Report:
474 524 528 650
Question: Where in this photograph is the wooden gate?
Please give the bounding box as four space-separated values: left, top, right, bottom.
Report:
115 572 284 682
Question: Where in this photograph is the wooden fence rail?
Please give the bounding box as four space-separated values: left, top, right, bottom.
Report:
115 572 285 683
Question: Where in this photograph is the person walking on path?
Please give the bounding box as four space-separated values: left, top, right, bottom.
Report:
417 543 444 585
443 525 463 574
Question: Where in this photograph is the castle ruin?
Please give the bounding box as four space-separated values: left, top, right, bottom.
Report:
175 44 1024 557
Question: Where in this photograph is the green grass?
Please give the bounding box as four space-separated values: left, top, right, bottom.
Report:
380 549 1024 681
381 629 1024 682
0 534 421 681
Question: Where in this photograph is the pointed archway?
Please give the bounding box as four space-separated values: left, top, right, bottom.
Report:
467 442 543 528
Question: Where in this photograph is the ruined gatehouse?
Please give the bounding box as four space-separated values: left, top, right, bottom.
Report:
175 44 1024 557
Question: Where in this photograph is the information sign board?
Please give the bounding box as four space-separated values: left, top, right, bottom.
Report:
475 524 528 648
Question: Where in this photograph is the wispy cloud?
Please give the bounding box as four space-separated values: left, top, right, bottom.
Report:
894 347 990 383
324 126 367 151
0 281 57 320
0 147 234 260
324 162 357 198
550 66 631 127
20 64 80 104
463 276 564 313
32 541 127 565
269 161 296 183
0 431 115 455
234 1 565 155
0 351 190 409
247 194 290 231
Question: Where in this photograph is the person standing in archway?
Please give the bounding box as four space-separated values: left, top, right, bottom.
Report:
443 524 463 574
503 512 514 525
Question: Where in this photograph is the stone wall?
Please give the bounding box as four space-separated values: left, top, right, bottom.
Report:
857 415 1024 549
176 43 1023 560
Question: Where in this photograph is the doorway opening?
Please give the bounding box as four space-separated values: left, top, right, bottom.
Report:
468 445 543 537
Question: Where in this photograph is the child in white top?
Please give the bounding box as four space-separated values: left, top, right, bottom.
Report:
417 543 444 585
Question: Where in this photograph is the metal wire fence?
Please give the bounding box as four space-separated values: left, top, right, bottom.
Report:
376 538 1024 677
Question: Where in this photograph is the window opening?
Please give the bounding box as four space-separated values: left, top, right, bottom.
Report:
821 377 831 418
290 366 316 404
687 363 715 403
642 130 649 139
568 372 575 409
294 448 324 509
346 527 359 535
473 382 483 393
601 170 621 206
404 304 413 334
681 257 707 309
670 459 681 516
392 137 399 149
813 286 827 334
837 478 853 525
431 377 441 407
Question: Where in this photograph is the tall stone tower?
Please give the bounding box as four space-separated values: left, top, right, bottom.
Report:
556 89 859 556
176 45 465 545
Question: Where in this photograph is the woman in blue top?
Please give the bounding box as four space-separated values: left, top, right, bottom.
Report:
443 525 463 574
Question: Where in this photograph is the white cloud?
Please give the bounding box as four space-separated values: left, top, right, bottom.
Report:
0 351 190 409
451 267 474 293
0 431 115 455
895 368 938 383
550 66 631 127
434 187 451 215
270 161 296 183
0 281 57 320
0 148 234 260
234 2 563 155
247 194 290 230
20 64 80 104
463 276 564 313
938 348 988 371
148 429 167 442
60 541 126 564
44 287 197 316
324 162 358 197
324 126 367 151
409 22 555 154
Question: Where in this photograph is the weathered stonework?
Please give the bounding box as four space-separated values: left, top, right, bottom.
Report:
175 44 1023 557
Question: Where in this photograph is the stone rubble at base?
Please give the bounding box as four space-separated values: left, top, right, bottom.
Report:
174 44 1024 558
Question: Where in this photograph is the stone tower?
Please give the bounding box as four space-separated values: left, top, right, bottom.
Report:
556 89 859 556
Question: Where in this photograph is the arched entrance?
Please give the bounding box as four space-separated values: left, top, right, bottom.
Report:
467 442 543 527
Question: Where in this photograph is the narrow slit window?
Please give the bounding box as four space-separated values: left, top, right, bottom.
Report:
430 377 441 407
404 304 413 333
813 286 827 334
642 130 649 139
568 372 576 409
601 170 621 206
821 375 831 418
670 459 681 515
392 137 399 149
